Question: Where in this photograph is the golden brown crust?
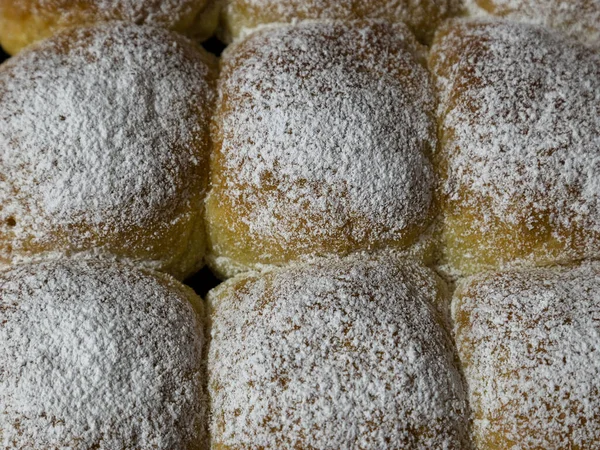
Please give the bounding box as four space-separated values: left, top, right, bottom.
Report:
219 0 464 43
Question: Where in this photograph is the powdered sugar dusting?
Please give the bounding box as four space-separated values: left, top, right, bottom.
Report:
208 256 469 448
453 262 600 448
0 22 215 271
431 19 600 272
470 0 600 47
0 260 206 449
208 21 436 266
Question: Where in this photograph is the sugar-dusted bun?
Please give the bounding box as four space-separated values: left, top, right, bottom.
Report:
220 0 463 43
0 23 217 280
453 262 600 449
0 260 207 449
469 0 600 47
208 255 470 448
429 19 600 277
206 21 437 279
0 0 221 54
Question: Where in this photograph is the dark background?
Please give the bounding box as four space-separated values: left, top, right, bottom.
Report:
0 37 227 297
186 267 221 298
202 36 226 56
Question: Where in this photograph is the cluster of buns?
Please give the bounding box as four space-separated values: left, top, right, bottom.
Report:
0 0 599 448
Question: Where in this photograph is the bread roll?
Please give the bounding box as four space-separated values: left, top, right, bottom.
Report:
206 21 437 278
0 260 207 449
0 22 217 280
469 0 599 47
453 262 600 449
208 255 469 448
429 19 600 276
220 0 463 43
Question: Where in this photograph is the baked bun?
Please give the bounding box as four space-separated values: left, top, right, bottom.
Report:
0 22 217 280
0 260 207 449
0 0 221 54
219 0 463 43
453 262 600 449
429 19 600 276
207 255 469 448
469 0 600 47
206 21 437 278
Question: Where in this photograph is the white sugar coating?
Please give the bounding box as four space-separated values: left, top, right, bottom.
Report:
435 19 600 220
469 0 600 47
453 262 600 447
431 19 600 263
208 21 436 260
0 22 215 272
0 22 213 227
0 260 207 449
208 256 470 448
